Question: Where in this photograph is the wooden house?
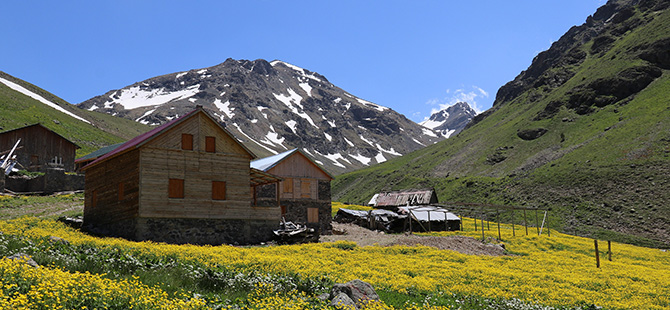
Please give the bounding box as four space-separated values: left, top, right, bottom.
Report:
82 107 281 245
0 123 79 172
251 149 333 234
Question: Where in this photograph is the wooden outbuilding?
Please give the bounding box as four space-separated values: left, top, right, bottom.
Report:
0 123 79 172
82 107 281 245
251 149 333 234
373 188 439 209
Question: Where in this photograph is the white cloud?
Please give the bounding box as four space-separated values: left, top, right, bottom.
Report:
424 85 489 120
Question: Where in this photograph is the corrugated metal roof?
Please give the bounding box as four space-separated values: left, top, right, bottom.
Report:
398 206 460 222
75 142 125 163
374 189 437 207
250 149 298 171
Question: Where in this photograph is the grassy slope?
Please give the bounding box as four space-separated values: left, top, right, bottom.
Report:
334 7 670 248
0 72 150 156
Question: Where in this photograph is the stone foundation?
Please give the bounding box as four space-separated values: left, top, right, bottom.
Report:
134 218 277 245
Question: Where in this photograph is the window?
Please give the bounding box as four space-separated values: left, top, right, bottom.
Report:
282 178 293 193
307 208 319 223
118 182 124 201
169 179 184 198
301 179 311 198
91 190 98 208
205 136 216 153
181 134 193 150
212 181 226 200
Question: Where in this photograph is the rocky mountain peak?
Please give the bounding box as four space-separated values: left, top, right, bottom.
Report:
420 102 477 138
77 58 442 174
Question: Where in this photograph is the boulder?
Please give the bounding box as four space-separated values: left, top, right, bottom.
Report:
330 292 357 309
7 253 39 268
517 128 548 141
330 279 380 308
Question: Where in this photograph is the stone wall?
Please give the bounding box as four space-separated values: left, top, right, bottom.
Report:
133 218 277 245
254 180 333 234
83 218 137 240
5 168 84 193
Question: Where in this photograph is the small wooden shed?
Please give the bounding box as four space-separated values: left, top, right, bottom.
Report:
251 149 333 234
82 107 281 245
0 123 79 172
373 188 439 209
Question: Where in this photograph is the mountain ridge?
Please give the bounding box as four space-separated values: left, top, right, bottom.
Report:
332 0 670 248
77 58 446 174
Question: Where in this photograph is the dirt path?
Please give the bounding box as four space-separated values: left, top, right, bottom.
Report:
321 223 507 256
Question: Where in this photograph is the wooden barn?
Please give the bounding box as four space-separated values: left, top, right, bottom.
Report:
251 149 333 234
0 123 79 172
82 107 282 245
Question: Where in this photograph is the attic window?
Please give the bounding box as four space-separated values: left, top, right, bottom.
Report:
169 179 184 199
182 134 193 150
205 136 216 153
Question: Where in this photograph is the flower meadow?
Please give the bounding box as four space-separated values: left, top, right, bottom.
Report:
0 216 668 309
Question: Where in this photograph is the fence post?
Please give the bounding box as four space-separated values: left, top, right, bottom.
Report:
608 241 612 262
481 212 485 241
497 208 501 240
594 239 600 268
474 213 478 232
427 211 431 232
512 208 516 237
535 209 540 236
524 209 528 236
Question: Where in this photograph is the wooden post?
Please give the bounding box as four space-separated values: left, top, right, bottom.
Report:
608 241 612 262
497 208 501 240
481 213 485 241
535 209 540 236
524 209 528 236
512 209 516 237
594 239 600 268
474 213 478 232
427 211 431 232
409 213 412 234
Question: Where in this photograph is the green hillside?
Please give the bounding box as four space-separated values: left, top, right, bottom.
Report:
0 72 150 156
333 0 670 248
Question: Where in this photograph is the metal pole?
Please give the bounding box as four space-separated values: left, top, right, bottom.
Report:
427 211 431 232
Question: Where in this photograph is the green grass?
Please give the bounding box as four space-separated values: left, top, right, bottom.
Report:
332 4 670 248
0 71 150 156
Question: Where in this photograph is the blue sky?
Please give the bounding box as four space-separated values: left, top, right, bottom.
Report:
1 1 605 122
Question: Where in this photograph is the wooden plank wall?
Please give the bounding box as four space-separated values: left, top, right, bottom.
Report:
138 113 277 221
0 125 78 172
268 152 330 179
84 149 140 224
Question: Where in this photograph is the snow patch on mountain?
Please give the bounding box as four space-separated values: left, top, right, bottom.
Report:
0 77 91 124
349 153 372 165
422 128 438 138
375 152 387 163
105 84 200 110
299 82 312 97
213 98 235 119
285 120 297 134
273 89 318 128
